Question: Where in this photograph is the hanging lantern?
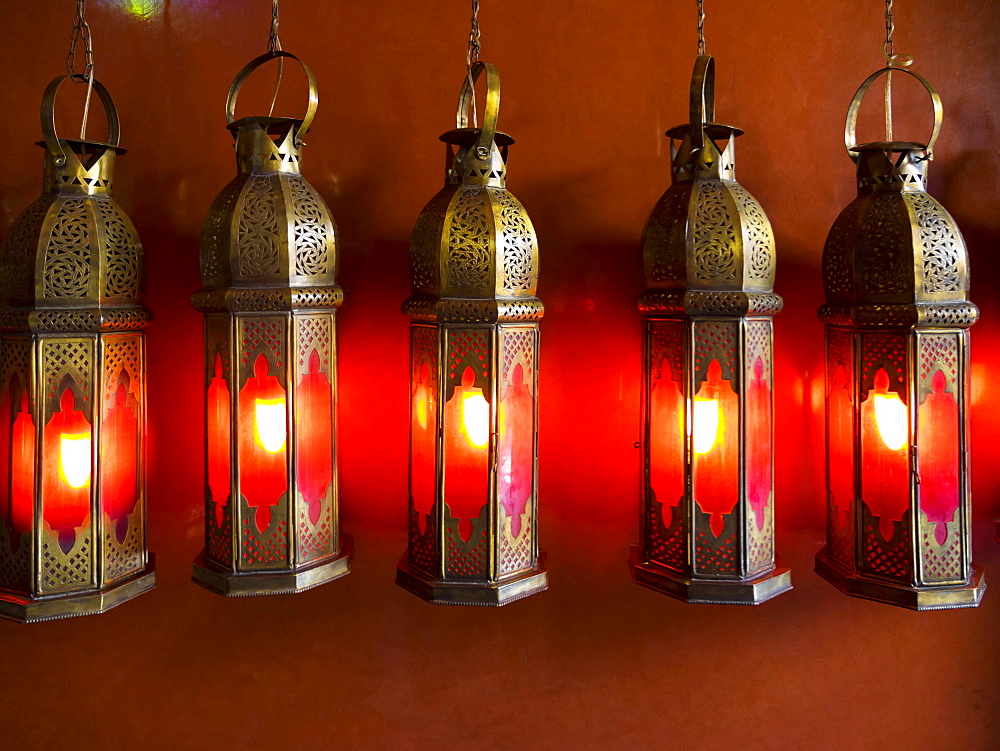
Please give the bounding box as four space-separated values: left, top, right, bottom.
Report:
0 74 154 622
395 61 547 606
814 65 984 609
628 55 792 604
190 49 351 596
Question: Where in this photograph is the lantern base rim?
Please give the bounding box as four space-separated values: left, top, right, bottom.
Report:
628 546 792 604
395 552 548 607
0 557 156 623
191 534 353 597
815 547 985 611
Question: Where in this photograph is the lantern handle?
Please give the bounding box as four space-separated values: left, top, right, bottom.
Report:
845 67 942 159
40 74 120 166
689 55 716 154
456 61 500 160
226 51 318 139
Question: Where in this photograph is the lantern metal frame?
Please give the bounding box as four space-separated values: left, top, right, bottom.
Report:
0 75 155 622
191 51 352 597
629 56 792 605
814 66 984 610
395 62 547 606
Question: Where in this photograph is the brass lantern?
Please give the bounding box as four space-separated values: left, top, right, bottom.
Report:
628 56 792 604
395 62 547 606
0 75 155 622
814 67 984 609
191 52 352 596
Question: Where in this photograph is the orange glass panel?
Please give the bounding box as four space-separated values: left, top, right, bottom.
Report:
918 369 960 545
746 356 771 531
861 368 909 541
43 388 91 550
101 381 139 543
410 360 436 533
207 354 231 528
649 354 684 529
692 359 738 537
295 349 332 524
238 354 287 533
498 363 533 537
444 365 489 542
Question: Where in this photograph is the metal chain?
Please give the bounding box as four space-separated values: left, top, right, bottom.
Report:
466 0 481 129
267 0 283 118
882 0 913 143
66 0 96 140
697 0 705 56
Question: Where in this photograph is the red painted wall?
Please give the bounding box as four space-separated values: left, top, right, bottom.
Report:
1 1 998 748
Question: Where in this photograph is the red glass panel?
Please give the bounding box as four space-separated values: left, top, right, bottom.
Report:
207 353 231 528
0 376 35 543
692 359 738 537
295 349 332 525
43 387 91 550
498 363 532 537
828 361 854 530
918 369 960 545
861 368 909 541
238 353 287 534
411 360 437 533
746 356 771 531
444 365 489 542
101 381 139 543
649 352 684 529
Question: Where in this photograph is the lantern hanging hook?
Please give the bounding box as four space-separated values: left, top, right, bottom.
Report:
882 0 914 143
66 0 96 141
267 0 284 118
465 0 482 130
696 0 706 57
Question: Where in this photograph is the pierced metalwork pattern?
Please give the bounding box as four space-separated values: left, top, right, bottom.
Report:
501 328 534 384
445 188 491 290
238 176 280 276
746 320 771 374
407 507 436 576
444 524 488 579
288 176 332 277
695 528 738 575
102 335 141 406
95 199 140 299
409 188 452 293
920 522 962 583
863 519 911 580
918 334 958 387
828 496 853 570
239 318 284 369
498 506 532 576
492 189 535 293
693 321 738 385
860 332 907 396
729 183 774 282
0 339 31 400
692 181 737 282
644 183 690 284
822 200 863 298
43 198 91 298
0 518 30 593
103 510 143 582
860 195 910 297
206 496 233 568
205 315 231 374
296 314 332 372
645 492 686 572
649 320 685 390
240 514 288 567
447 329 489 388
747 504 773 574
905 192 961 294
0 196 49 300
40 530 92 593
43 339 91 401
200 177 242 284
296 490 334 564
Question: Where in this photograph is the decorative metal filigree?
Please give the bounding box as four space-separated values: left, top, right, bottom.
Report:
43 199 91 298
238 176 281 276
288 176 331 277
446 187 492 290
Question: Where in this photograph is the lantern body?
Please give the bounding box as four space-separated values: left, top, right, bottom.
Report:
629 56 792 604
191 53 351 596
396 62 547 606
0 77 154 622
815 68 983 610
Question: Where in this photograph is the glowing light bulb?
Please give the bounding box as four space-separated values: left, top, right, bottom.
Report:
59 432 91 488
693 398 720 454
462 392 489 449
874 393 907 451
254 397 287 453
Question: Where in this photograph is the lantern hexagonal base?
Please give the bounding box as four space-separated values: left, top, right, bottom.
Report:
395 552 548 607
629 546 792 605
192 534 353 597
0 557 156 623
815 547 986 611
